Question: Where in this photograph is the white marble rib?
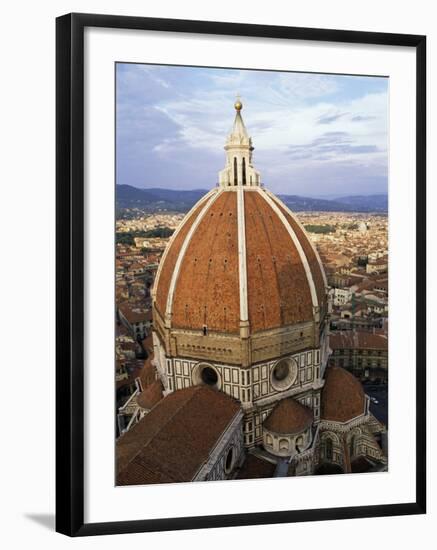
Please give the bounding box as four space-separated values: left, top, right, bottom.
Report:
152 188 217 302
266 189 328 289
165 189 222 321
259 189 319 310
237 186 249 323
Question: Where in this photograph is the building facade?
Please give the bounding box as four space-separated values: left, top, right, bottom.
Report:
329 331 388 383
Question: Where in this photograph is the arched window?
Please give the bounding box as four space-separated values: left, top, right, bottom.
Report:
225 447 234 473
279 438 289 451
296 435 304 452
271 357 298 391
233 157 238 186
350 435 356 457
193 363 221 390
242 157 246 185
326 437 333 460
265 433 273 447
201 366 218 386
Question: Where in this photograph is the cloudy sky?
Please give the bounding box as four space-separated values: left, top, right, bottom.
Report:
116 63 388 197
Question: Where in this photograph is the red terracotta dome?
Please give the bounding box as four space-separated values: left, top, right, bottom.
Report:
321 366 366 422
264 398 314 434
153 186 326 335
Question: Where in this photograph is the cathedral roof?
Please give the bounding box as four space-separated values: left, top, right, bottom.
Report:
264 398 314 435
321 366 366 422
136 379 163 410
329 331 388 351
139 357 156 388
236 453 276 479
153 186 326 335
117 386 241 485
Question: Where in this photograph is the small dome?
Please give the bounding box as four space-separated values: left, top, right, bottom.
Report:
321 366 366 422
264 398 313 435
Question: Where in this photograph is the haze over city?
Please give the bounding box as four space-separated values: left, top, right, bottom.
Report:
116 63 388 197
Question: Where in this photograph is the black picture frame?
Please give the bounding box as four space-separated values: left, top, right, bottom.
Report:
56 12 426 537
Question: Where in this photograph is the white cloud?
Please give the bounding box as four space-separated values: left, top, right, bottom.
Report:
119 65 388 194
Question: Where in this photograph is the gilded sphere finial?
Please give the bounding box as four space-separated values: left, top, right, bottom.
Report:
234 99 243 111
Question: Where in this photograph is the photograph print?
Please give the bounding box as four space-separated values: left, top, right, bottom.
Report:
115 63 389 485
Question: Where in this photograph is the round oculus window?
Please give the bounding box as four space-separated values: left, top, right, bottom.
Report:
201 366 218 386
271 358 298 391
193 363 221 389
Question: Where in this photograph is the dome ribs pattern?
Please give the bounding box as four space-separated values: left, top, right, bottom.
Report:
245 190 314 332
171 191 240 333
154 187 328 339
264 398 314 435
269 193 327 310
155 195 211 318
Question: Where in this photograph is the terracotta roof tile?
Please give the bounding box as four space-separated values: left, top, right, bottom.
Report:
245 191 313 331
264 398 313 434
137 379 163 410
172 191 240 333
117 386 241 485
155 199 207 318
141 334 154 352
272 197 327 310
139 358 157 388
330 331 388 351
154 187 327 335
118 303 149 324
321 366 366 422
236 454 276 479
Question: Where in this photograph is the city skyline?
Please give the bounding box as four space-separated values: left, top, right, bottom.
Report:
116 63 388 197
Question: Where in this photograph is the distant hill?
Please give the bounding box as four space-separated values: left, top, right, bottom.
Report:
116 185 207 212
278 193 387 213
116 185 388 213
277 195 352 212
332 194 388 211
